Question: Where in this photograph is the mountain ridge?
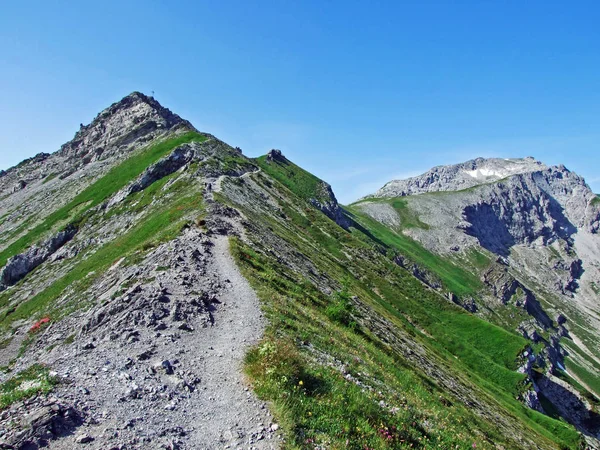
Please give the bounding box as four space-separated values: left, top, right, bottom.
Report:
0 93 598 449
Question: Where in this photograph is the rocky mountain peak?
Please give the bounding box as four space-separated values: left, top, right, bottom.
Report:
0 93 198 198
369 156 549 198
366 156 600 230
57 92 195 162
266 148 284 162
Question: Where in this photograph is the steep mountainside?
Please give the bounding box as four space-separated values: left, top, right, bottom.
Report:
0 94 597 449
356 158 600 446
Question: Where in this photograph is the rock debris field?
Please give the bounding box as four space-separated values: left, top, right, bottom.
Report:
0 230 281 449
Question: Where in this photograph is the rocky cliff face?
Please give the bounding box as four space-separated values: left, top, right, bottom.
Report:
0 225 78 291
460 171 579 254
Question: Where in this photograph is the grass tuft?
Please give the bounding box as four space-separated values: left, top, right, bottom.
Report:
0 364 57 410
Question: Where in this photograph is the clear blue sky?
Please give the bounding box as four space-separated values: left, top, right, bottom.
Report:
1 1 598 203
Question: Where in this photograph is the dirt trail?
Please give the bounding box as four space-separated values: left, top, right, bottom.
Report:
1 171 280 449
8 228 282 450
187 234 279 448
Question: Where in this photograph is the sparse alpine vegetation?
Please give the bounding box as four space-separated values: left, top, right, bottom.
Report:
0 93 597 449
0 364 56 410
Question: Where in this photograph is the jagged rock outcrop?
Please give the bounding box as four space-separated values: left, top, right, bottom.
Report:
266 148 283 162
0 225 78 291
534 372 600 441
0 398 83 449
481 264 553 330
107 143 199 208
131 144 197 192
585 197 600 233
309 181 351 229
393 254 442 290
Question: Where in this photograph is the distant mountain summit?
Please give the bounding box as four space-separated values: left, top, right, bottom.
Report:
369 156 548 197
365 156 599 234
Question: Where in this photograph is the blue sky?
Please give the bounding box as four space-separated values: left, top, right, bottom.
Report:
1 1 598 203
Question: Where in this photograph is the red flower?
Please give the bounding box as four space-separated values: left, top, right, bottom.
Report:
29 317 51 333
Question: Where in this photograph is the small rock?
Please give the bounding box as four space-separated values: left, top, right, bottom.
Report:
76 433 94 444
137 349 154 361
161 360 174 375
178 323 194 332
164 402 176 411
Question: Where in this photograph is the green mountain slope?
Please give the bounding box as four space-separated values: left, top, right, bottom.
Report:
217 155 583 448
0 95 594 449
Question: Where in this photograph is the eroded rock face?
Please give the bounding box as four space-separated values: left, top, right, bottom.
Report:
0 225 78 291
482 264 553 330
266 149 283 162
107 143 200 208
393 254 442 290
460 172 579 255
535 373 600 440
309 181 351 229
128 144 197 195
585 199 600 234
0 398 83 449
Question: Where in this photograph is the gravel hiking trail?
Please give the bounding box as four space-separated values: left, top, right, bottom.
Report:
187 234 280 449
39 231 280 450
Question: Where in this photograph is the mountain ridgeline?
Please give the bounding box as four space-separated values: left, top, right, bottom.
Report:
0 93 598 449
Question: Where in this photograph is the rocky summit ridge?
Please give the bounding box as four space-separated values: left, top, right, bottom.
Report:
368 156 600 234
371 156 548 197
0 92 195 198
0 93 599 449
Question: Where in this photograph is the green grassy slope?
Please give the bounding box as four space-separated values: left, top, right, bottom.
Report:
347 204 482 297
218 160 581 448
0 132 213 336
0 188 203 330
254 155 330 203
0 131 207 268
0 364 56 409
